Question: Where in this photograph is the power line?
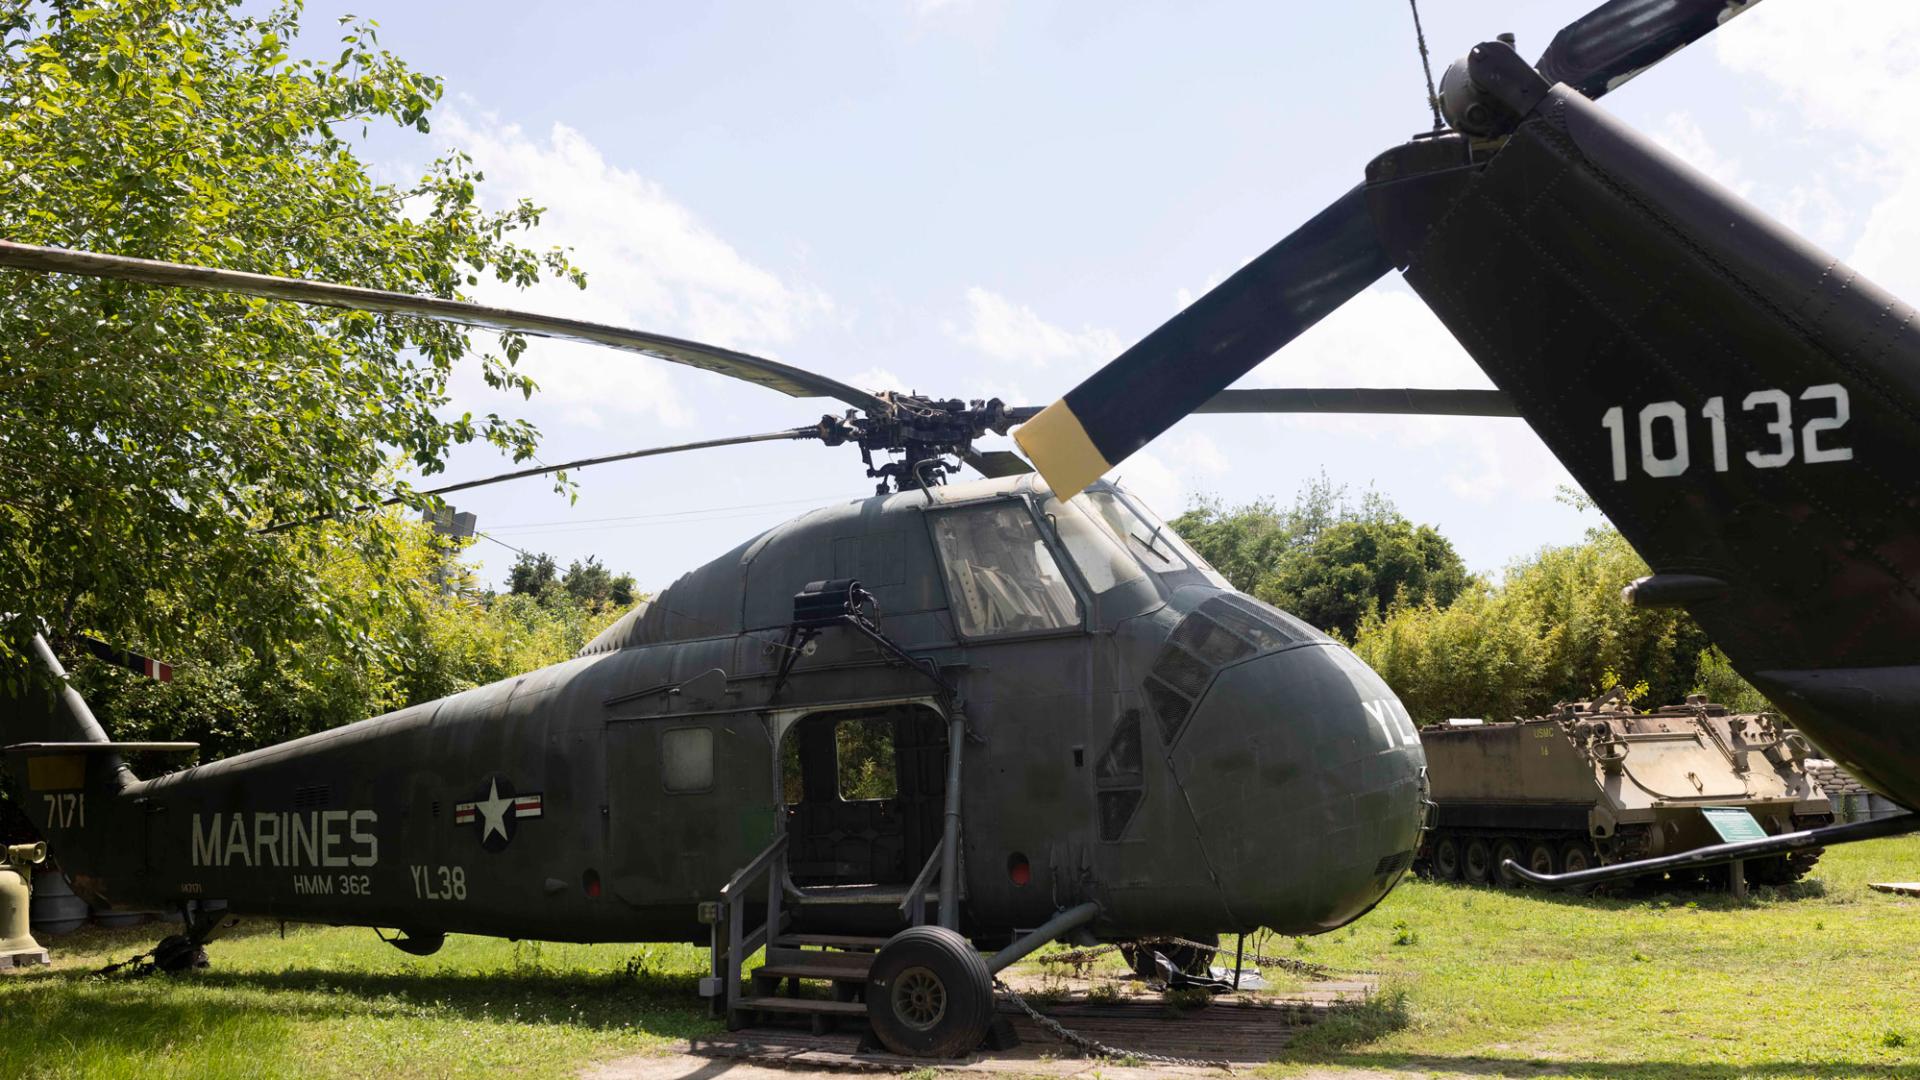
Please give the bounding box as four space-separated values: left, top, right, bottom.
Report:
475 532 531 557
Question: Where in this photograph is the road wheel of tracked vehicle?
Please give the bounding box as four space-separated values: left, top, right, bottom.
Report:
1746 851 1820 886
1432 835 1462 882
1525 841 1558 881
1492 838 1526 887
1558 841 1597 895
866 925 993 1059
1463 839 1493 885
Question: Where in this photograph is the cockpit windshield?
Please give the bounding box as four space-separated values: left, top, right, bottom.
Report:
929 501 1080 637
1082 488 1227 586
1039 495 1148 594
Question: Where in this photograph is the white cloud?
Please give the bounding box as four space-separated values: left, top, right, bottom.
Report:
1713 6 1920 154
1109 432 1229 516
1652 111 1753 198
1244 287 1572 506
1713 4 1920 298
432 110 835 428
848 366 909 393
950 286 1122 369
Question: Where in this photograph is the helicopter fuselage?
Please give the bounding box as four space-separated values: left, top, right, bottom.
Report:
10 475 1426 949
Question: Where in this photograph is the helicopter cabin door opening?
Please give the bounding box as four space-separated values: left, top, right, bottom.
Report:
780 702 946 891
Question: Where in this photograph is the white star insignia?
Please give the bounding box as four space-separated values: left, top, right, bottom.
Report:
474 777 513 844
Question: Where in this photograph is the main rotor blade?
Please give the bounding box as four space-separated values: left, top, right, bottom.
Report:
1005 387 1519 421
1535 0 1765 99
0 240 887 414
262 428 817 533
1192 387 1518 416
410 428 817 500
960 448 1035 478
1013 184 1390 498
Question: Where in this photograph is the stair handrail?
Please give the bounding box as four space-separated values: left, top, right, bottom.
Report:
720 832 788 900
714 832 789 1021
899 837 944 926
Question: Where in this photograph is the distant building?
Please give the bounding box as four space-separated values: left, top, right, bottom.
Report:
422 506 477 539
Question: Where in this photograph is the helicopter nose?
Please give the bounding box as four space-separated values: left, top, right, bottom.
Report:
1167 636 1427 933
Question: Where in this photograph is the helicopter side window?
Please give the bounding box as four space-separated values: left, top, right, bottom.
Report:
930 502 1080 638
661 726 714 793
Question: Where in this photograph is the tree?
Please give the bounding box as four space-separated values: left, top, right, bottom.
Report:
1350 522 1766 722
0 0 583 685
65 515 640 759
1174 480 1469 640
562 555 636 610
509 552 560 598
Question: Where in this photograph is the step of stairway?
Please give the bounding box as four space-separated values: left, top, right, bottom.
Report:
755 961 874 983
737 996 868 1016
774 933 890 950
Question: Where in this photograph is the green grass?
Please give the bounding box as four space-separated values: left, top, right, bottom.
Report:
4 837 1919 1078
1256 834 1920 1078
0 925 716 1078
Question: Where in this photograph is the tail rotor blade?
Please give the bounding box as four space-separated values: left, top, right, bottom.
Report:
1535 0 1766 99
1014 184 1389 499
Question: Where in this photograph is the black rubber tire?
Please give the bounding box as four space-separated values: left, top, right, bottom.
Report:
1492 838 1525 887
1433 835 1463 882
1463 838 1493 885
1558 841 1597 896
1525 841 1558 880
865 925 993 1058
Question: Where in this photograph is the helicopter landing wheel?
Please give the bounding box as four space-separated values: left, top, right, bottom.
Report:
866 925 993 1058
1462 838 1493 885
1492 838 1525 887
1432 834 1462 882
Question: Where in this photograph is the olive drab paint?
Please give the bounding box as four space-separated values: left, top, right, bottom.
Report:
2 475 1426 954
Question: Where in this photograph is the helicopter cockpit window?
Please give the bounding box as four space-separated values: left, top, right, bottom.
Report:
1085 489 1229 586
1083 490 1189 572
1040 495 1148 595
931 502 1080 637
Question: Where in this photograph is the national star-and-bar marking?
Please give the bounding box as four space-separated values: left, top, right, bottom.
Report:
452 777 543 851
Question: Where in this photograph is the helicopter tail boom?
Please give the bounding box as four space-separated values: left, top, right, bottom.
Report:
1366 64 1920 803
2 633 147 899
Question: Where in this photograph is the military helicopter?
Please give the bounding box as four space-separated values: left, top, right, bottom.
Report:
4 0 1918 1058
1004 0 1920 889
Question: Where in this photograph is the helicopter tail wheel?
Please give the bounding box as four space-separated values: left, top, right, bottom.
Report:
152 934 209 974
866 925 993 1058
1120 933 1218 980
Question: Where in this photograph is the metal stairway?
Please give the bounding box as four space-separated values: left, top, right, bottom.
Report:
704 835 957 1031
737 932 887 1030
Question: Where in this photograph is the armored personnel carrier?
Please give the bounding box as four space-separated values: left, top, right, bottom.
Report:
1415 691 1832 887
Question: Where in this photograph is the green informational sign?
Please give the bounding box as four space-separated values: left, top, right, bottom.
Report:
1701 806 1768 843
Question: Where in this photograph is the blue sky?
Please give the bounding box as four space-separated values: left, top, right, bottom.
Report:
290 1 1920 593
